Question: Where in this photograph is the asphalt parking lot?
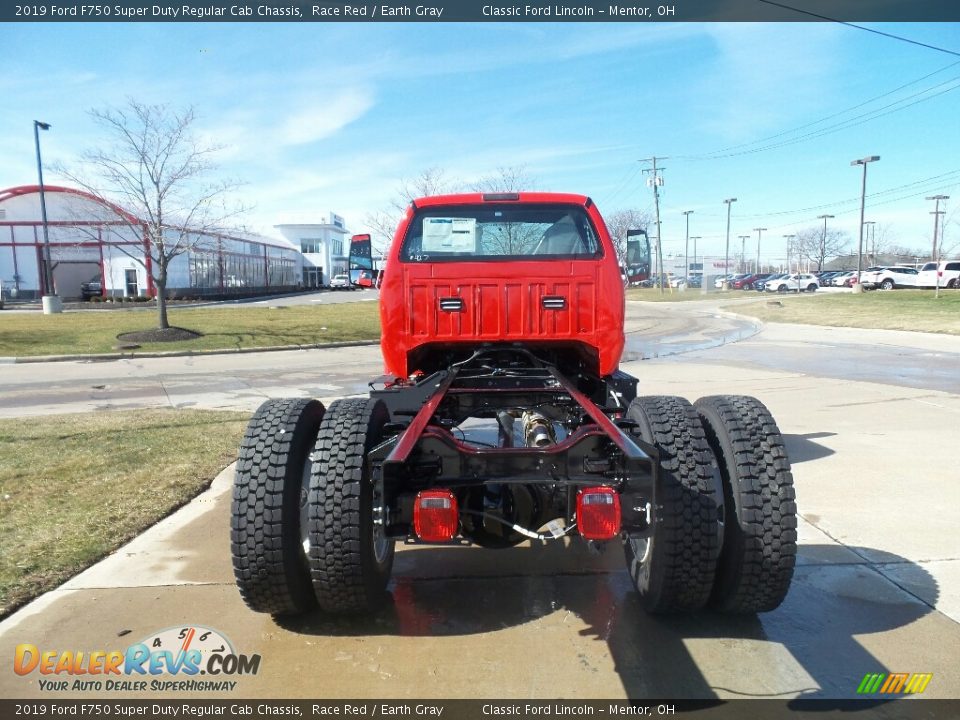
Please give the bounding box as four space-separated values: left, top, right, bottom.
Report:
1 301 957 701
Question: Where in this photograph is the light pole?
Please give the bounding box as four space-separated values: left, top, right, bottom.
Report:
690 236 701 292
682 210 693 284
817 214 834 272
34 120 62 314
738 235 749 273
752 228 766 275
851 156 880 293
723 197 737 288
784 236 800 294
927 194 949 297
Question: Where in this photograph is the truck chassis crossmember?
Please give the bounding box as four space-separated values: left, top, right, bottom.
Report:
368 347 656 542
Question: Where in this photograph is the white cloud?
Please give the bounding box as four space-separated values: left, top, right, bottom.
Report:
278 88 375 146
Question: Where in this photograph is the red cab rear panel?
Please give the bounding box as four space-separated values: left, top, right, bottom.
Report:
379 193 625 378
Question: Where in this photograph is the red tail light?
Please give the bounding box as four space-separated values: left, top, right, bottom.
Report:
577 486 621 540
413 489 459 542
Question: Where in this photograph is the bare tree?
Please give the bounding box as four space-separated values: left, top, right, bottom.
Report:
470 165 537 193
604 208 651 266
365 167 455 252
56 100 245 330
793 226 850 271
366 165 542 253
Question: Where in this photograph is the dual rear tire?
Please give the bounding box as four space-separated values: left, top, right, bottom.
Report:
231 397 393 616
624 394 797 614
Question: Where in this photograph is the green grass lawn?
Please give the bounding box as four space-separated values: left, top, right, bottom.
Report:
0 302 381 357
732 290 960 334
0 408 248 617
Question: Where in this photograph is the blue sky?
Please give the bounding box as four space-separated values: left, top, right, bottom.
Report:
2 21 958 263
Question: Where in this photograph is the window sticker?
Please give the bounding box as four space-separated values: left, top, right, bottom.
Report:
422 217 477 252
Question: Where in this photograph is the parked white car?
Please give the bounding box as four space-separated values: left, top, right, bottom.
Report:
860 266 922 290
830 271 858 287
765 273 820 292
917 260 960 289
330 274 352 289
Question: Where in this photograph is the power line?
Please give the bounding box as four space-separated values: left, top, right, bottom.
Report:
756 0 960 58
736 169 960 219
676 59 960 160
678 76 960 161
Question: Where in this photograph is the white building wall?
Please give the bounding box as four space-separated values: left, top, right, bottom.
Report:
274 214 349 287
1 187 302 299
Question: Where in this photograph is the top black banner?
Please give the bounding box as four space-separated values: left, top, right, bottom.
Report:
4 0 960 23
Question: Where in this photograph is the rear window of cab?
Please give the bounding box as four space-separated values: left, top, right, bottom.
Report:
400 204 603 262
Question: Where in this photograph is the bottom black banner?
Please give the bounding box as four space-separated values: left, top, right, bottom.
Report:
2 699 959 720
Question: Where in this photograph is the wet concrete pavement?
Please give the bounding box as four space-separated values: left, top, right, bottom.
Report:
1 302 959 700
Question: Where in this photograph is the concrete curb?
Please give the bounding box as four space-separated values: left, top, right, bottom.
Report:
0 338 382 364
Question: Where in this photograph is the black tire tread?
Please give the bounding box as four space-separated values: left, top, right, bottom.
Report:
309 398 393 613
231 398 323 615
696 395 797 613
625 395 721 612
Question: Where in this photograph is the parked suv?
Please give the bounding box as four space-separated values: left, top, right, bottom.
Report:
732 273 770 290
80 276 103 300
917 260 960 289
765 273 819 292
860 266 921 290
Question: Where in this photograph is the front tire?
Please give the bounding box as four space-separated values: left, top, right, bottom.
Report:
231 398 325 615
695 396 797 613
777 284 787 293
807 284 818 292
308 398 394 613
624 396 722 613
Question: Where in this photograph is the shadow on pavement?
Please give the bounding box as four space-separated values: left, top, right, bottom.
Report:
783 432 837 464
277 542 938 700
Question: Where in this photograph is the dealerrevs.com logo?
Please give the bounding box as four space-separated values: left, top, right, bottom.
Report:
14 626 260 692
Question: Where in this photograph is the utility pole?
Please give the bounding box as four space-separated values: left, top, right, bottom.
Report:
927 194 949 298
682 210 694 284
752 229 766 274
723 197 737 289
851 155 880 293
817 214 834 272
642 157 667 293
738 235 749 273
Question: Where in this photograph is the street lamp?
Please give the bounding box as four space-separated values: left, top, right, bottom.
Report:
927 194 950 297
817 214 834 272
682 210 694 284
738 235 749 273
723 197 737 288
33 120 62 314
851 155 880 292
783 234 796 291
690 236 701 290
752 228 766 274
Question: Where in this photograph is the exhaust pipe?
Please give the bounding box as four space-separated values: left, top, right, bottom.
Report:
522 411 554 448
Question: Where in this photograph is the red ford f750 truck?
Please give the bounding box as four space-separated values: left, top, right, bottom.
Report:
231 192 796 616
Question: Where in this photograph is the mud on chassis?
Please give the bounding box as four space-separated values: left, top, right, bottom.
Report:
231 191 796 616
230 347 796 617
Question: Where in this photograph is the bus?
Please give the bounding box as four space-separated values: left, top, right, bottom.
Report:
348 233 380 287
625 229 651 285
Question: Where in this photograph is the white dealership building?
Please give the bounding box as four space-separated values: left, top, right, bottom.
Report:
0 185 353 299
